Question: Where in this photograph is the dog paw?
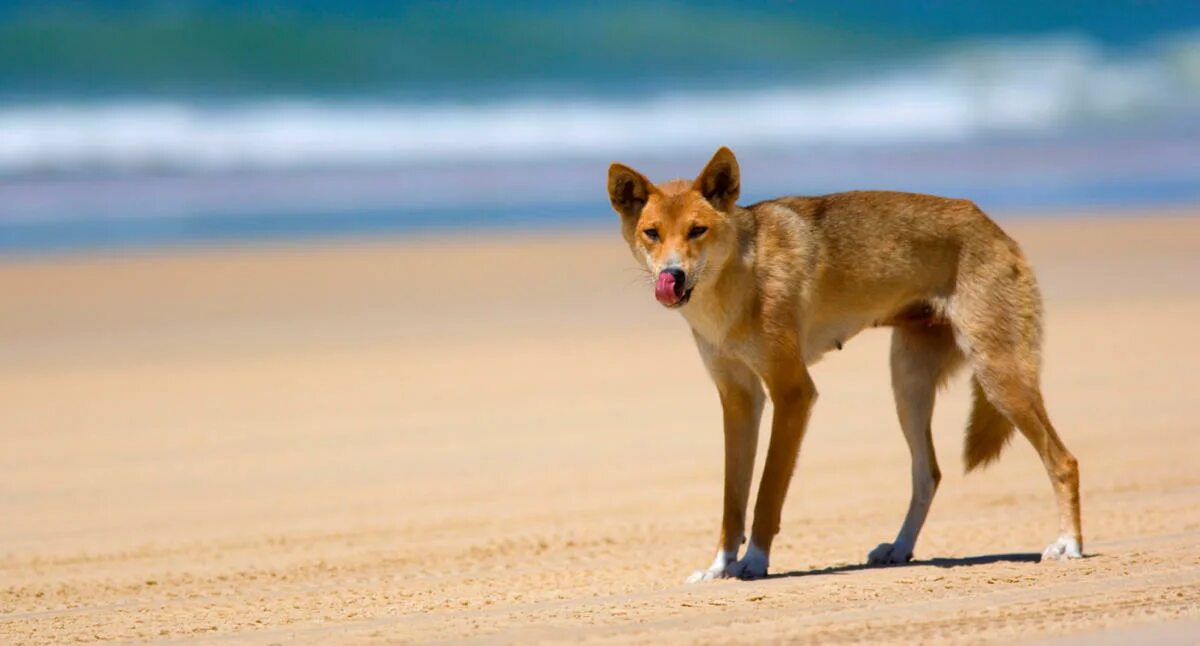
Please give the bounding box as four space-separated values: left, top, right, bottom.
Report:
724 542 769 580
685 567 727 583
685 549 737 584
1041 536 1082 561
867 541 913 565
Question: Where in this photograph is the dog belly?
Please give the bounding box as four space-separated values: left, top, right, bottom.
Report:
802 318 873 364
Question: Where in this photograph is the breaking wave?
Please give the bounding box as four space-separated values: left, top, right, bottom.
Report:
2 35 1197 176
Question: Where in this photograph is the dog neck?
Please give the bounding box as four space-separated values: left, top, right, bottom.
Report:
681 207 759 346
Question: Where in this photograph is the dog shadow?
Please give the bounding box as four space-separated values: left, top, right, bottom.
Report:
767 552 1051 580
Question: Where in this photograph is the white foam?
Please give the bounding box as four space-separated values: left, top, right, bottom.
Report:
0 35 1195 175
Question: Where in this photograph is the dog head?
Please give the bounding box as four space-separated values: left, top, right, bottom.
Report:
607 147 741 309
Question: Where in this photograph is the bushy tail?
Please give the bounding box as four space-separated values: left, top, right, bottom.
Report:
964 376 1015 471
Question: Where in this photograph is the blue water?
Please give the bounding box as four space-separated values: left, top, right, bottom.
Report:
5 182 1199 256
1 1 1198 253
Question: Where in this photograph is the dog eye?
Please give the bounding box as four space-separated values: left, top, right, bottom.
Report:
643 228 660 242
688 226 709 239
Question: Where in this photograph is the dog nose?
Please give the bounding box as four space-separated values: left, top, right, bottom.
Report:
664 267 686 286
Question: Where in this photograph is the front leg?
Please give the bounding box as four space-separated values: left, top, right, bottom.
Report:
728 366 817 580
687 342 764 583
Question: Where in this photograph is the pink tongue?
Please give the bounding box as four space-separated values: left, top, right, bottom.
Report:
655 271 680 305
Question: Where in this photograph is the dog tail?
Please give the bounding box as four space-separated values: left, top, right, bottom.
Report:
963 376 1015 472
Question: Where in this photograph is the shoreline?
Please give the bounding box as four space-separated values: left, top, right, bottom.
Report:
1 201 1196 262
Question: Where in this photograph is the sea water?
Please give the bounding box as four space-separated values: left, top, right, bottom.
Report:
1 3 1197 253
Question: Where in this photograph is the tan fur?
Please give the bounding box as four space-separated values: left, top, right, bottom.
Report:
965 376 1015 471
608 147 1083 579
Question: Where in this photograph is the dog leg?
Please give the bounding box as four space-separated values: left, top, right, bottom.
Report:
688 344 764 583
974 372 1082 560
869 326 962 565
952 278 1083 560
727 367 816 580
1007 392 1083 560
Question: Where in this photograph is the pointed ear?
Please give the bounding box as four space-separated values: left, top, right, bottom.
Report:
693 146 740 212
607 163 655 220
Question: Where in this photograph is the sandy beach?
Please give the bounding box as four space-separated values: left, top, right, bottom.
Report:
2 211 1199 644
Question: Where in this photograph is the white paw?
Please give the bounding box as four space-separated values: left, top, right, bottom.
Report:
724 542 769 580
685 549 736 584
867 541 914 565
686 567 727 583
1041 536 1082 561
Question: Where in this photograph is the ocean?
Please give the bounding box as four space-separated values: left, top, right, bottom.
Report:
1 1 1198 253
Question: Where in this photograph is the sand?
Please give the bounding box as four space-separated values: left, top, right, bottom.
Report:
2 212 1199 644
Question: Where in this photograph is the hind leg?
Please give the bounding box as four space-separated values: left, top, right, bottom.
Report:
1002 387 1082 559
959 320 1082 559
974 368 1082 559
869 325 963 565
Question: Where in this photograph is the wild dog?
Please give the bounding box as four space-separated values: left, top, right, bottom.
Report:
607 147 1082 581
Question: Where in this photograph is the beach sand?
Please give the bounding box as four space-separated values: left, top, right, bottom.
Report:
2 212 1199 643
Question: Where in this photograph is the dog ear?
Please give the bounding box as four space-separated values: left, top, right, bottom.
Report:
608 163 655 220
693 146 740 212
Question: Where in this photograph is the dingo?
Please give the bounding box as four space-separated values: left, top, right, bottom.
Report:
607 147 1082 581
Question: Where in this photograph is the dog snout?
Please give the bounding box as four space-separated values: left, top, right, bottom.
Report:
663 267 686 286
